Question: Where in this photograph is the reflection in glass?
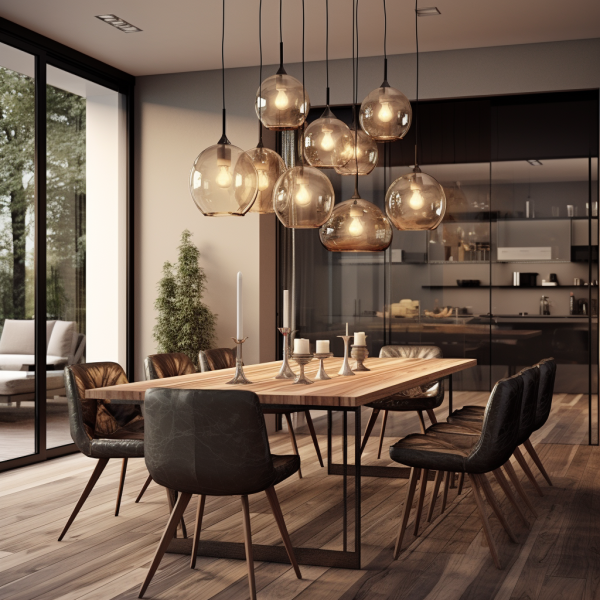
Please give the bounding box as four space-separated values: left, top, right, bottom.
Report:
246 147 286 214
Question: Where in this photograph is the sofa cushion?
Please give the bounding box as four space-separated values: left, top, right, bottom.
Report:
0 320 56 355
0 354 69 370
0 371 64 395
47 321 77 359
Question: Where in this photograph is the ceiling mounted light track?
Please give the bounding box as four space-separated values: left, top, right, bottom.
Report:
96 14 143 32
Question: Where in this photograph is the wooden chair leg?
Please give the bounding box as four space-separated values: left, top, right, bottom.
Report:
394 467 421 559
135 474 153 503
457 472 465 495
265 487 302 579
165 488 187 539
513 447 543 497
503 461 538 518
469 474 502 569
492 468 529 529
427 470 444 522
413 469 429 536
58 458 109 541
190 495 206 569
478 473 518 543
425 408 438 426
416 411 427 434
522 439 553 486
377 410 389 459
360 409 380 455
241 495 257 600
139 492 192 598
115 458 128 516
284 413 302 479
441 471 451 514
304 411 324 468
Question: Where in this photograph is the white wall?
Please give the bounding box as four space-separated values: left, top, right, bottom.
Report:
135 38 600 380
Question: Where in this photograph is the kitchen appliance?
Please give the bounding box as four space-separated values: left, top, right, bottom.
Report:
516 272 538 287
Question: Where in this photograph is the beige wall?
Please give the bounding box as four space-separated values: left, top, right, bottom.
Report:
134 38 600 380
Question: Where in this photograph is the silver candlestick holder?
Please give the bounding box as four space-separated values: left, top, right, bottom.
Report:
337 335 355 377
275 327 296 380
314 352 334 380
351 345 370 371
226 337 253 385
291 353 314 385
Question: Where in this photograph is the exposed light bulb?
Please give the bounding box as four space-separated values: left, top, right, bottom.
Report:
256 167 269 191
321 127 335 151
275 87 289 110
409 189 425 210
349 216 364 237
216 165 232 188
295 182 311 206
378 101 393 123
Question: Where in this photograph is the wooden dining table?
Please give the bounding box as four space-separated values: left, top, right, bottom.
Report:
87 356 476 570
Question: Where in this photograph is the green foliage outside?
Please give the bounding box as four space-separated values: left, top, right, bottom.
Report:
154 230 217 369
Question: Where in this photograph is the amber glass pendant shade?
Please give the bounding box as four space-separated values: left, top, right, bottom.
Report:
255 72 310 131
273 165 334 228
190 143 259 216
246 147 286 214
304 106 352 168
335 127 378 175
320 195 393 252
385 167 446 230
360 84 412 141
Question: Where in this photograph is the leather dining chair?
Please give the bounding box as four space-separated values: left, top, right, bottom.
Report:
389 374 524 569
199 347 324 478
58 362 145 541
361 345 445 458
139 388 302 600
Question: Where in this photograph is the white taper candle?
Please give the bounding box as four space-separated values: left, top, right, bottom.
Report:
237 272 243 339
283 290 289 328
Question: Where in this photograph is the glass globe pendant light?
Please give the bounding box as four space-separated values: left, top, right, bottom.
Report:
303 0 352 168
255 0 310 131
359 0 412 141
320 0 392 252
190 0 258 216
247 0 286 214
385 0 446 230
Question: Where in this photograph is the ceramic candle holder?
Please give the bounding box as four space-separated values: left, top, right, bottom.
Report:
337 335 355 377
314 352 334 380
351 345 370 371
291 353 314 385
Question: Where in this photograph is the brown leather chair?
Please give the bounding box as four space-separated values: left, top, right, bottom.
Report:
59 362 144 541
199 348 324 478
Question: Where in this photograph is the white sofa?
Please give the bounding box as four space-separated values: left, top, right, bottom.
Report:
0 320 86 406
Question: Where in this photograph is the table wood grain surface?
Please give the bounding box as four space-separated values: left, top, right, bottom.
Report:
85 357 476 408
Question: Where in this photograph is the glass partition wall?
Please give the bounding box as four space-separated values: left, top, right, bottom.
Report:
0 29 133 469
278 91 599 445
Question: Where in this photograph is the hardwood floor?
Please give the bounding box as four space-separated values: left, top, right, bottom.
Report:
1 393 599 600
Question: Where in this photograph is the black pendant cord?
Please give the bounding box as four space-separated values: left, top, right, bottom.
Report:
257 0 263 147
277 0 285 74
325 0 330 106
353 0 359 197
382 0 388 85
414 0 419 168
219 0 229 144
300 0 305 167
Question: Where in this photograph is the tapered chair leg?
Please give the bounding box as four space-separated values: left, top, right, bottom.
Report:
522 439 553 486
478 473 518 543
416 411 427 434
115 458 128 516
394 467 421 559
377 410 389 459
139 492 192 598
492 468 530 529
469 474 502 569
414 469 429 536
241 495 257 600
513 447 543 497
58 458 109 541
265 486 302 579
284 414 302 479
190 495 206 569
166 488 187 539
503 461 538 518
457 472 465 495
135 474 153 503
425 409 438 426
303 411 324 468
360 409 380 455
427 470 444 522
441 471 451 514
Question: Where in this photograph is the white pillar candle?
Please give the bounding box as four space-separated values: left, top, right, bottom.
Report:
346 322 349 336
316 340 330 354
293 338 310 354
236 272 243 339
354 332 366 345
283 290 289 328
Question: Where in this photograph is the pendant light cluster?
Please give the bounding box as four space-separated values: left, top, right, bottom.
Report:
189 0 445 247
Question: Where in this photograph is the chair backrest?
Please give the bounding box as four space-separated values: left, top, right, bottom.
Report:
199 348 236 372
144 388 277 496
144 352 196 380
533 357 557 431
379 345 442 360
515 365 540 445
465 373 523 474
64 362 141 456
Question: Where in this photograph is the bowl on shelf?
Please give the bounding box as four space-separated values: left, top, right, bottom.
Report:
456 279 481 287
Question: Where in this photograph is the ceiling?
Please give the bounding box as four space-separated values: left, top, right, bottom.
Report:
0 0 599 76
